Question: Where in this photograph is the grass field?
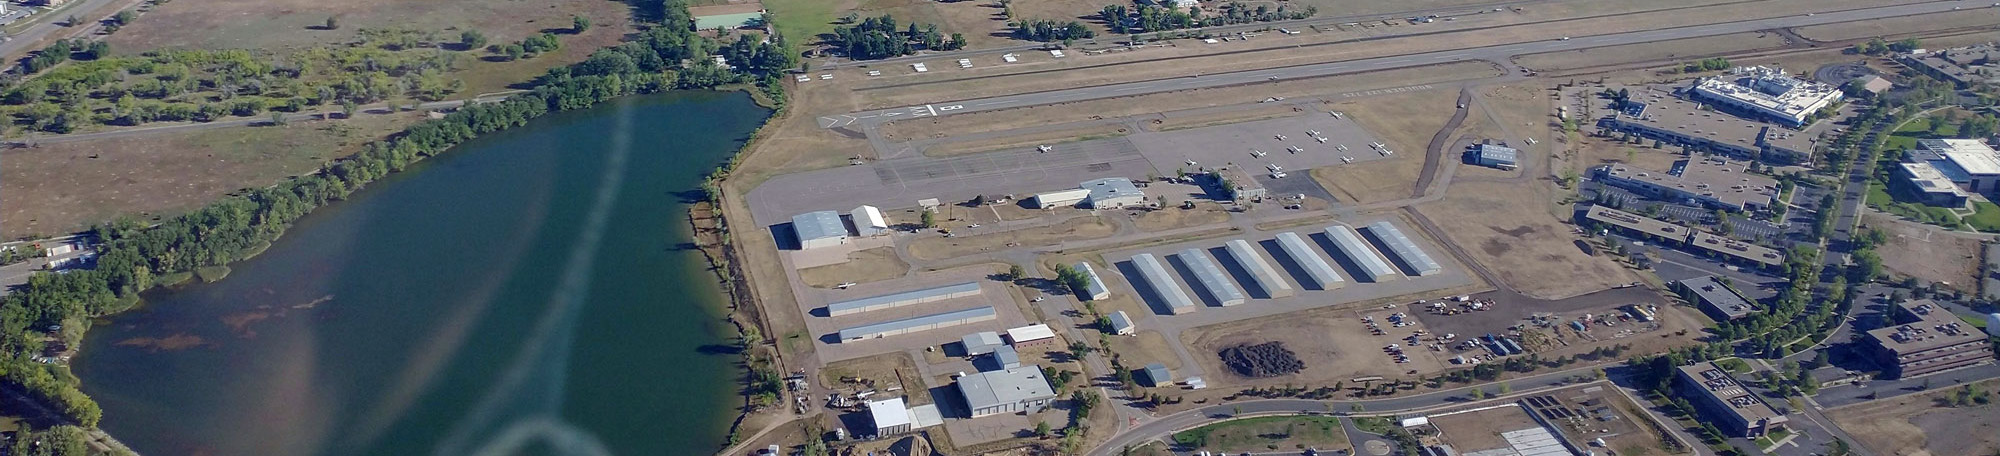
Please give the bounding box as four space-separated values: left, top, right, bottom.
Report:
1171 416 1349 453
1829 379 2000 456
1864 181 1965 229
1967 201 2000 232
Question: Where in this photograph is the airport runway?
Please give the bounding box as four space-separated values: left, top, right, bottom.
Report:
818 0 1984 130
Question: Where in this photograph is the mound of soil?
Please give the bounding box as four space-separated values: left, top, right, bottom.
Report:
1218 341 1304 378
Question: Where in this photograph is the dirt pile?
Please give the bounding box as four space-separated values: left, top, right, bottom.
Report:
1218 342 1304 378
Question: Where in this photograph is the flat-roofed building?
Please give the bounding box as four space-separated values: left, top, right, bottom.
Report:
1075 262 1112 301
1592 158 1779 211
825 282 983 317
1364 221 1443 277
792 210 849 249
1675 362 1788 437
1584 205 1693 244
852 205 890 236
1032 189 1092 209
837 307 996 342
1082 177 1147 209
1675 275 1756 321
1131 253 1197 314
1469 144 1519 170
957 366 1057 417
1224 239 1295 298
1324 225 1398 282
1274 232 1346 290
961 331 1004 356
1005 323 1057 348
867 397 913 435
1178 248 1246 306
1900 45 2000 88
1596 90 1820 165
1214 168 1269 200
1109 310 1136 335
1865 300 1996 378
1687 231 1783 269
1905 138 2000 196
992 345 1022 370
1140 363 1172 387
1688 66 1842 127
1895 161 1973 208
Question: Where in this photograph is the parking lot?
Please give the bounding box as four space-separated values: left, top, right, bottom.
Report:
1126 112 1394 202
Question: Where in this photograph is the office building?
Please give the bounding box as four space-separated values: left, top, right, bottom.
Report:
1675 362 1788 437
1688 66 1843 126
1592 158 1779 211
1865 300 1996 378
1675 276 1756 321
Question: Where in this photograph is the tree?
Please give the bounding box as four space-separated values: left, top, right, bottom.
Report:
460 29 488 50
573 15 592 33
325 16 340 30
920 210 936 228
341 100 359 119
64 15 80 27
1468 388 1485 399
269 112 287 126
113 10 139 25
504 44 526 61
1005 264 1025 281
1035 420 1052 438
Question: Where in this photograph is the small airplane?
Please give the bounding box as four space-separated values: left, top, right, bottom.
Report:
967 224 981 228
1274 134 1288 140
836 282 857 289
1036 144 1052 153
1336 144 1348 151
1307 129 1320 136
1287 146 1304 153
1341 156 1354 163
1250 149 1267 157
1185 159 1199 167
1329 111 1343 118
1314 136 1329 143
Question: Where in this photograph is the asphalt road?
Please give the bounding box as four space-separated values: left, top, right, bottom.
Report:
1085 365 1611 456
817 0 1985 130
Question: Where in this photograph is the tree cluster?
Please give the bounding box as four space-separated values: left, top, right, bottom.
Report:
1012 19 1095 43
1682 57 1731 73
831 14 962 61
0 0 784 429
1852 37 1921 56
1101 2 1315 35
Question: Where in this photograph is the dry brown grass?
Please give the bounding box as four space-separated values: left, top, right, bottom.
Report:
1155 105 1309 132
905 216 1116 261
1 114 417 239
1864 214 1983 293
1179 306 1446 389
1430 406 1544 451
1133 205 1230 232
1414 180 1636 299
796 247 910 288
1829 379 2000 456
1104 330 1184 371
1308 87 1459 204
875 61 1499 141
1513 32 1789 72
821 351 933 403
919 124 1132 157
1794 11 2000 43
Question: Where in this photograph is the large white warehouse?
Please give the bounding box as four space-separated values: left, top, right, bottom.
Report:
1364 221 1442 277
1177 248 1245 307
792 211 848 250
1224 239 1295 298
1324 225 1398 282
1130 253 1197 314
1274 232 1345 290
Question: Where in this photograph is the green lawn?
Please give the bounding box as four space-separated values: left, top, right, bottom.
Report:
1965 201 2000 232
1866 181 1965 228
1886 115 1962 151
1964 314 1991 330
1173 416 1350 453
762 0 839 45
1714 358 1751 374
1755 428 1792 450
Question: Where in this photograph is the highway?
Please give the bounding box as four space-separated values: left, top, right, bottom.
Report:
818 0 1985 130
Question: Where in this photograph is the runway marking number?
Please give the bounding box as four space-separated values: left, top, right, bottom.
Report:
907 104 961 117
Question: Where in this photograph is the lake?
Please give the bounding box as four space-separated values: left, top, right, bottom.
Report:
72 91 769 456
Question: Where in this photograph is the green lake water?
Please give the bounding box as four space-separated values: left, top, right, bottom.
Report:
72 91 769 456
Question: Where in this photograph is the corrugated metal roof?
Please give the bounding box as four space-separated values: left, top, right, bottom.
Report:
838 306 995 340
1109 311 1134 333
1499 427 1570 456
868 397 911 428
1366 221 1442 276
1178 248 1245 306
1325 225 1397 281
1131 253 1197 313
828 282 982 315
958 367 1057 411
792 210 848 241
1225 239 1295 297
1275 232 1345 289
1006 324 1056 343
1077 262 1111 300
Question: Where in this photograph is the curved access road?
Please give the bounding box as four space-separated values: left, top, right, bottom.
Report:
1085 365 1614 456
819 0 1986 130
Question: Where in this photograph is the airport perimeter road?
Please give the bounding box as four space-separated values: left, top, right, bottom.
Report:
1084 365 1611 456
818 0 1983 130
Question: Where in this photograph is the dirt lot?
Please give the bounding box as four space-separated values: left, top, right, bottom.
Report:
1308 88 1462 204
797 247 911 288
103 0 634 95
920 124 1132 157
1 114 416 239
1180 305 1447 389
1514 32 1789 72
1416 180 1636 300
1574 131 1686 172
1829 379 2000 456
821 351 932 404
1794 10 2000 43
1430 405 1545 452
1864 214 1983 293
905 216 1116 261
1105 330 1185 371
1134 205 1230 232
1172 415 1350 454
